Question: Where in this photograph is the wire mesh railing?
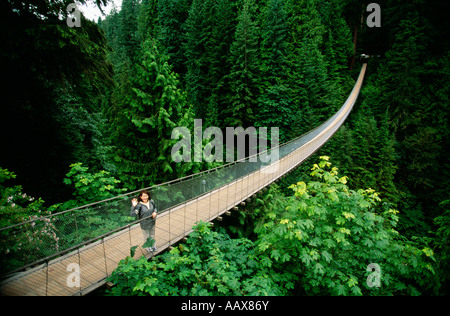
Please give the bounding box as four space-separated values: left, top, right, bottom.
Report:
0 64 367 295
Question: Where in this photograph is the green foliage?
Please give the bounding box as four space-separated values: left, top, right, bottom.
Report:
431 201 450 295
184 0 236 127
118 0 141 64
0 168 16 184
0 163 131 274
0 167 55 274
110 38 193 189
137 0 159 41
342 1 450 234
107 221 284 296
328 104 399 205
255 156 437 295
50 163 132 248
61 163 127 206
256 0 297 143
286 0 329 112
107 157 441 296
0 168 46 227
254 156 438 295
224 0 260 127
157 0 191 77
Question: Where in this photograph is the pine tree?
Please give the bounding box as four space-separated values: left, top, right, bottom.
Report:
333 102 398 206
317 0 353 99
111 39 191 189
118 0 141 64
184 0 235 127
137 0 158 41
256 0 295 143
260 0 289 83
224 0 260 127
285 0 336 134
348 106 377 190
184 0 213 121
158 0 192 78
374 110 398 204
366 8 447 225
208 0 236 128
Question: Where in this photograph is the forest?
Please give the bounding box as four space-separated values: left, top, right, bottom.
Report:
0 0 449 295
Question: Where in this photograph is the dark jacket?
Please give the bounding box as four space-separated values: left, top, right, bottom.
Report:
130 199 157 230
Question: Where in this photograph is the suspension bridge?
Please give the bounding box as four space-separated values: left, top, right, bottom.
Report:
0 63 367 296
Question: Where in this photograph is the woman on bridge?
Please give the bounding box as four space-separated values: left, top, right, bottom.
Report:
130 190 157 253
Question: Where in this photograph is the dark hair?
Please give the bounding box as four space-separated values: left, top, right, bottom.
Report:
138 190 151 202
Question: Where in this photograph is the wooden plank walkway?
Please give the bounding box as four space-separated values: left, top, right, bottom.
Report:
0 64 366 296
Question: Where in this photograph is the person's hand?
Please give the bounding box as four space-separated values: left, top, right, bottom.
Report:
152 212 157 219
131 198 138 207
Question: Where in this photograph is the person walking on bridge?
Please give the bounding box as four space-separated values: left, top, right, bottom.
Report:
130 190 157 253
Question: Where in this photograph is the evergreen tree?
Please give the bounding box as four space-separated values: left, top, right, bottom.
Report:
118 0 141 64
374 110 398 204
256 0 295 143
158 0 192 78
327 101 399 206
224 0 260 127
106 0 141 124
317 0 354 98
286 0 335 133
184 0 235 127
260 0 289 83
184 0 214 123
208 0 236 128
111 39 191 189
363 6 450 231
137 0 158 41
102 7 121 65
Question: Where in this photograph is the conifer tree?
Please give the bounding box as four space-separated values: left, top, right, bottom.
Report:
208 0 236 128
111 39 191 189
374 110 398 204
118 0 141 64
286 0 335 132
184 0 235 127
184 0 214 123
317 0 353 98
137 0 158 41
256 0 295 143
333 103 398 206
224 0 260 127
260 0 289 83
364 9 447 224
158 0 192 78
